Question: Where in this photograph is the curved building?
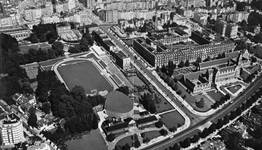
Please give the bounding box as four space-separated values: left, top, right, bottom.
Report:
1 114 25 148
105 91 134 119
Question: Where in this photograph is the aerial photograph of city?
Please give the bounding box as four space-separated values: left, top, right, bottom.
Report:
1 0 262 150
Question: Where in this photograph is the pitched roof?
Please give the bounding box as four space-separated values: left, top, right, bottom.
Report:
199 57 229 69
136 116 157 125
104 122 128 132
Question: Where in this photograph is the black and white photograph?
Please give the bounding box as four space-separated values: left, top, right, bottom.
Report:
0 0 262 150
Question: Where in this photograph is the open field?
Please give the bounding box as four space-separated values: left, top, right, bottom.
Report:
226 84 242 94
66 129 107 150
141 131 161 143
154 93 174 113
193 94 214 112
57 59 113 94
115 134 139 148
160 111 185 131
177 82 212 112
207 90 224 101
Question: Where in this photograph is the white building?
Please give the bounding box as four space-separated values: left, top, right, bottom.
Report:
1 114 25 148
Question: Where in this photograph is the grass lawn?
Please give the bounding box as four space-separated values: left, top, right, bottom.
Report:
57 59 113 94
207 90 224 102
66 129 107 150
116 134 138 148
226 84 242 94
177 82 212 112
141 131 161 143
154 93 174 113
193 94 214 112
160 111 185 131
128 76 145 87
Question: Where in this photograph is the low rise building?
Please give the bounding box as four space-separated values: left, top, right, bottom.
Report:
135 115 158 128
0 25 32 41
112 51 131 70
179 69 213 94
215 65 240 83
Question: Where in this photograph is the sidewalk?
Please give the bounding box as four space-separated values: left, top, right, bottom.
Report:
152 71 217 117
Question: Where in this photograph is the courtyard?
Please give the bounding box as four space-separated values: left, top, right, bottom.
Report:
220 82 246 97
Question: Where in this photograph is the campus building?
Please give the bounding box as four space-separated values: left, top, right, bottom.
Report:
0 25 32 41
148 28 190 45
93 29 131 70
177 69 213 94
215 65 240 83
225 23 238 39
1 114 25 148
133 37 235 67
112 51 131 70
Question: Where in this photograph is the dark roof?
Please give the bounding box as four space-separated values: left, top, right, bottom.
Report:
225 51 240 59
104 40 115 47
136 116 157 125
199 58 229 69
184 78 195 92
104 122 128 132
115 51 127 59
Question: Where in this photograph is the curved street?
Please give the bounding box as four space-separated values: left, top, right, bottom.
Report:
99 25 262 150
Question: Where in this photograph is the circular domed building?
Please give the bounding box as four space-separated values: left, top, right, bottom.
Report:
105 91 134 119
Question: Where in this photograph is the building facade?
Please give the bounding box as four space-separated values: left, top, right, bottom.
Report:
133 37 235 67
0 25 32 41
1 114 25 148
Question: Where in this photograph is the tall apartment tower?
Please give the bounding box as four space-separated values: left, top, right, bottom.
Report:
1 114 25 148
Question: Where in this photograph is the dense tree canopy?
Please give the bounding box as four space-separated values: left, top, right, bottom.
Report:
36 70 105 135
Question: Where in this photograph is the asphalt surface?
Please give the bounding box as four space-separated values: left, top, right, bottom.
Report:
100 25 199 120
99 25 262 149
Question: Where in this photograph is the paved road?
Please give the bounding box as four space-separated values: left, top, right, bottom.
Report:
99 25 199 122
99 25 262 149
145 74 262 150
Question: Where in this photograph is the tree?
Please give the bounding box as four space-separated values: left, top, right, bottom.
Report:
140 93 156 113
159 129 168 136
195 98 205 108
42 102 51 114
172 143 180 150
80 32 94 50
196 57 202 64
71 85 86 102
28 110 38 127
116 86 129 95
20 81 34 94
52 41 64 56
185 60 190 67
177 90 182 95
178 61 185 68
155 120 163 128
203 56 211 62
180 138 191 148
251 56 257 63
133 135 140 148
